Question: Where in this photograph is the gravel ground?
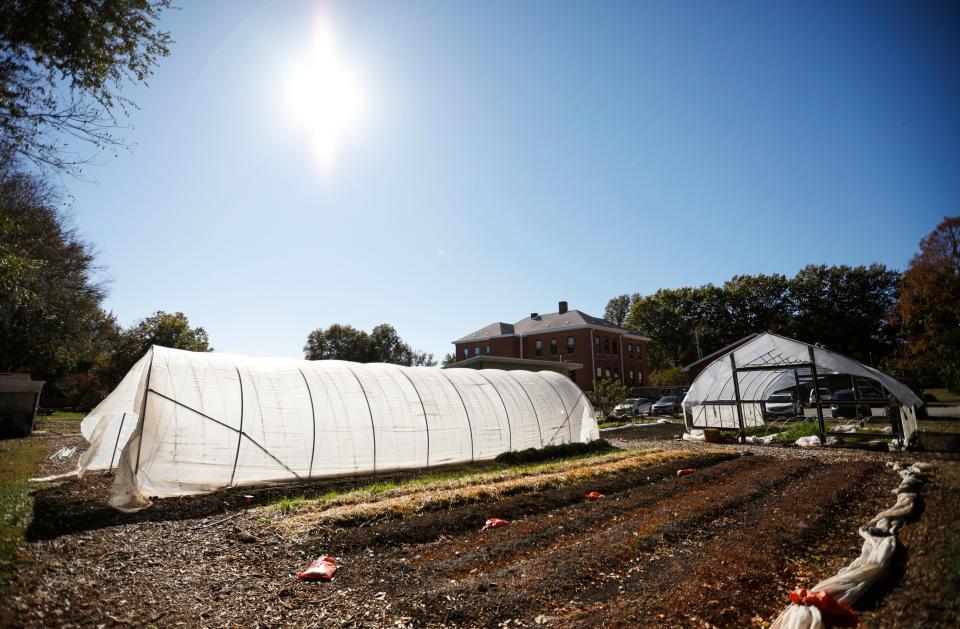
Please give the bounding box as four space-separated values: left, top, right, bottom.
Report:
1 420 957 628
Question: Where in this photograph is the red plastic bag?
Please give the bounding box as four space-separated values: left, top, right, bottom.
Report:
585 491 605 501
789 588 858 627
481 518 510 531
297 555 337 581
676 468 696 477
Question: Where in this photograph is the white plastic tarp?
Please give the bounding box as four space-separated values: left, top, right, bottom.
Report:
682 333 921 439
79 346 597 511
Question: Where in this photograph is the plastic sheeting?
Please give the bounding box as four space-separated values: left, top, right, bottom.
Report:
682 333 921 440
79 346 597 511
769 462 933 628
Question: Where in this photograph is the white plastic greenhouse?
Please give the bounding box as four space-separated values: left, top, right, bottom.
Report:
682 332 921 443
78 346 598 511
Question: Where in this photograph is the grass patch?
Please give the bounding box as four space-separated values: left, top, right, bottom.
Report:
743 421 821 443
494 439 614 465
598 419 632 429
272 447 693 531
0 438 46 592
47 410 85 420
924 388 960 405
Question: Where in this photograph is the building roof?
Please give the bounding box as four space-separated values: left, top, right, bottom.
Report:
454 321 516 343
443 355 583 372
455 309 650 344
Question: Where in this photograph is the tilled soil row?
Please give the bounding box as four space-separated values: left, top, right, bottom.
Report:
570 460 890 627
392 456 821 625
6 448 907 629
301 452 735 554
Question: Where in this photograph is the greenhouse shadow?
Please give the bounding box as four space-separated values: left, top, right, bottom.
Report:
25 463 490 541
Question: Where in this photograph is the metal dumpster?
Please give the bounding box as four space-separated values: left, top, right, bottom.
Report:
0 373 45 438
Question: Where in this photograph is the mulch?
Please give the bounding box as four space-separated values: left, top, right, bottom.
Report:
2 424 957 628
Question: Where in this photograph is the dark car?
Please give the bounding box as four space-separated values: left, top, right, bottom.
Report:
830 389 870 419
651 395 682 415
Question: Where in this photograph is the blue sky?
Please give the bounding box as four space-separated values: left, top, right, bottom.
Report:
63 0 959 361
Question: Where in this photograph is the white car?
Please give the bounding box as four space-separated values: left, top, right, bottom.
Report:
808 388 833 405
764 393 801 417
612 397 652 417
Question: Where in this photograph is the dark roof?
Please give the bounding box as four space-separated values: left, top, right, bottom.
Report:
681 333 760 372
443 355 583 372
454 322 516 343
455 309 650 344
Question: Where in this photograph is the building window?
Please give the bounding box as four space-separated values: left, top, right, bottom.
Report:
463 348 468 359
474 347 480 356
550 338 558 355
612 340 618 355
594 336 600 352
629 370 634 384
535 339 542 356
603 337 610 353
567 336 575 354
596 367 602 378
485 345 491 355
605 368 611 378
613 367 620 379
638 371 644 385
627 343 633 358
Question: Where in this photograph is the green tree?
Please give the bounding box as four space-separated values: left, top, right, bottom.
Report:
603 293 638 327
441 353 457 367
789 264 900 362
895 217 960 391
619 265 900 370
303 323 435 366
0 0 173 172
0 158 111 380
649 367 688 387
587 377 629 418
102 311 211 387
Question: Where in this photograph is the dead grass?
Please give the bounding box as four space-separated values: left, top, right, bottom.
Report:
274 447 694 532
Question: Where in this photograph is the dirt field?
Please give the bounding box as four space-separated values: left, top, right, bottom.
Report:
2 418 958 628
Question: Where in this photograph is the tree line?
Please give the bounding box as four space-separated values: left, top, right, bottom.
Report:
605 217 959 392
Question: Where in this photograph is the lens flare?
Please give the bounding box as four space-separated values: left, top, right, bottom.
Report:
281 14 365 172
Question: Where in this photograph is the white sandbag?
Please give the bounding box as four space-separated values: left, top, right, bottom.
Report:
795 435 821 448
682 429 705 442
769 603 825 629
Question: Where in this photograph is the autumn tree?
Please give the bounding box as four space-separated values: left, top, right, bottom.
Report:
896 216 960 391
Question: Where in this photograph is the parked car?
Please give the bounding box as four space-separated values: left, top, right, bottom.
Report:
831 389 870 419
808 387 832 405
763 393 801 418
651 395 681 415
612 397 652 417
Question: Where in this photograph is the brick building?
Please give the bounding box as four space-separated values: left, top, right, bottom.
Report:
451 301 650 391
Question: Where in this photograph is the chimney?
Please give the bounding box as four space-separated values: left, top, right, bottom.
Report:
530 312 539 319
558 301 568 314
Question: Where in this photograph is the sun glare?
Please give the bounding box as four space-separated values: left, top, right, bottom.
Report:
281 15 365 172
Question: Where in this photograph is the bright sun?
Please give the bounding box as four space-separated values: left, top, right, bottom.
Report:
281 15 365 172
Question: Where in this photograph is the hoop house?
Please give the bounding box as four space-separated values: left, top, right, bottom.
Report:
79 347 597 512
681 332 921 443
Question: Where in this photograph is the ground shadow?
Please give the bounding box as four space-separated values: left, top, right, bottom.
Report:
24 459 511 541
